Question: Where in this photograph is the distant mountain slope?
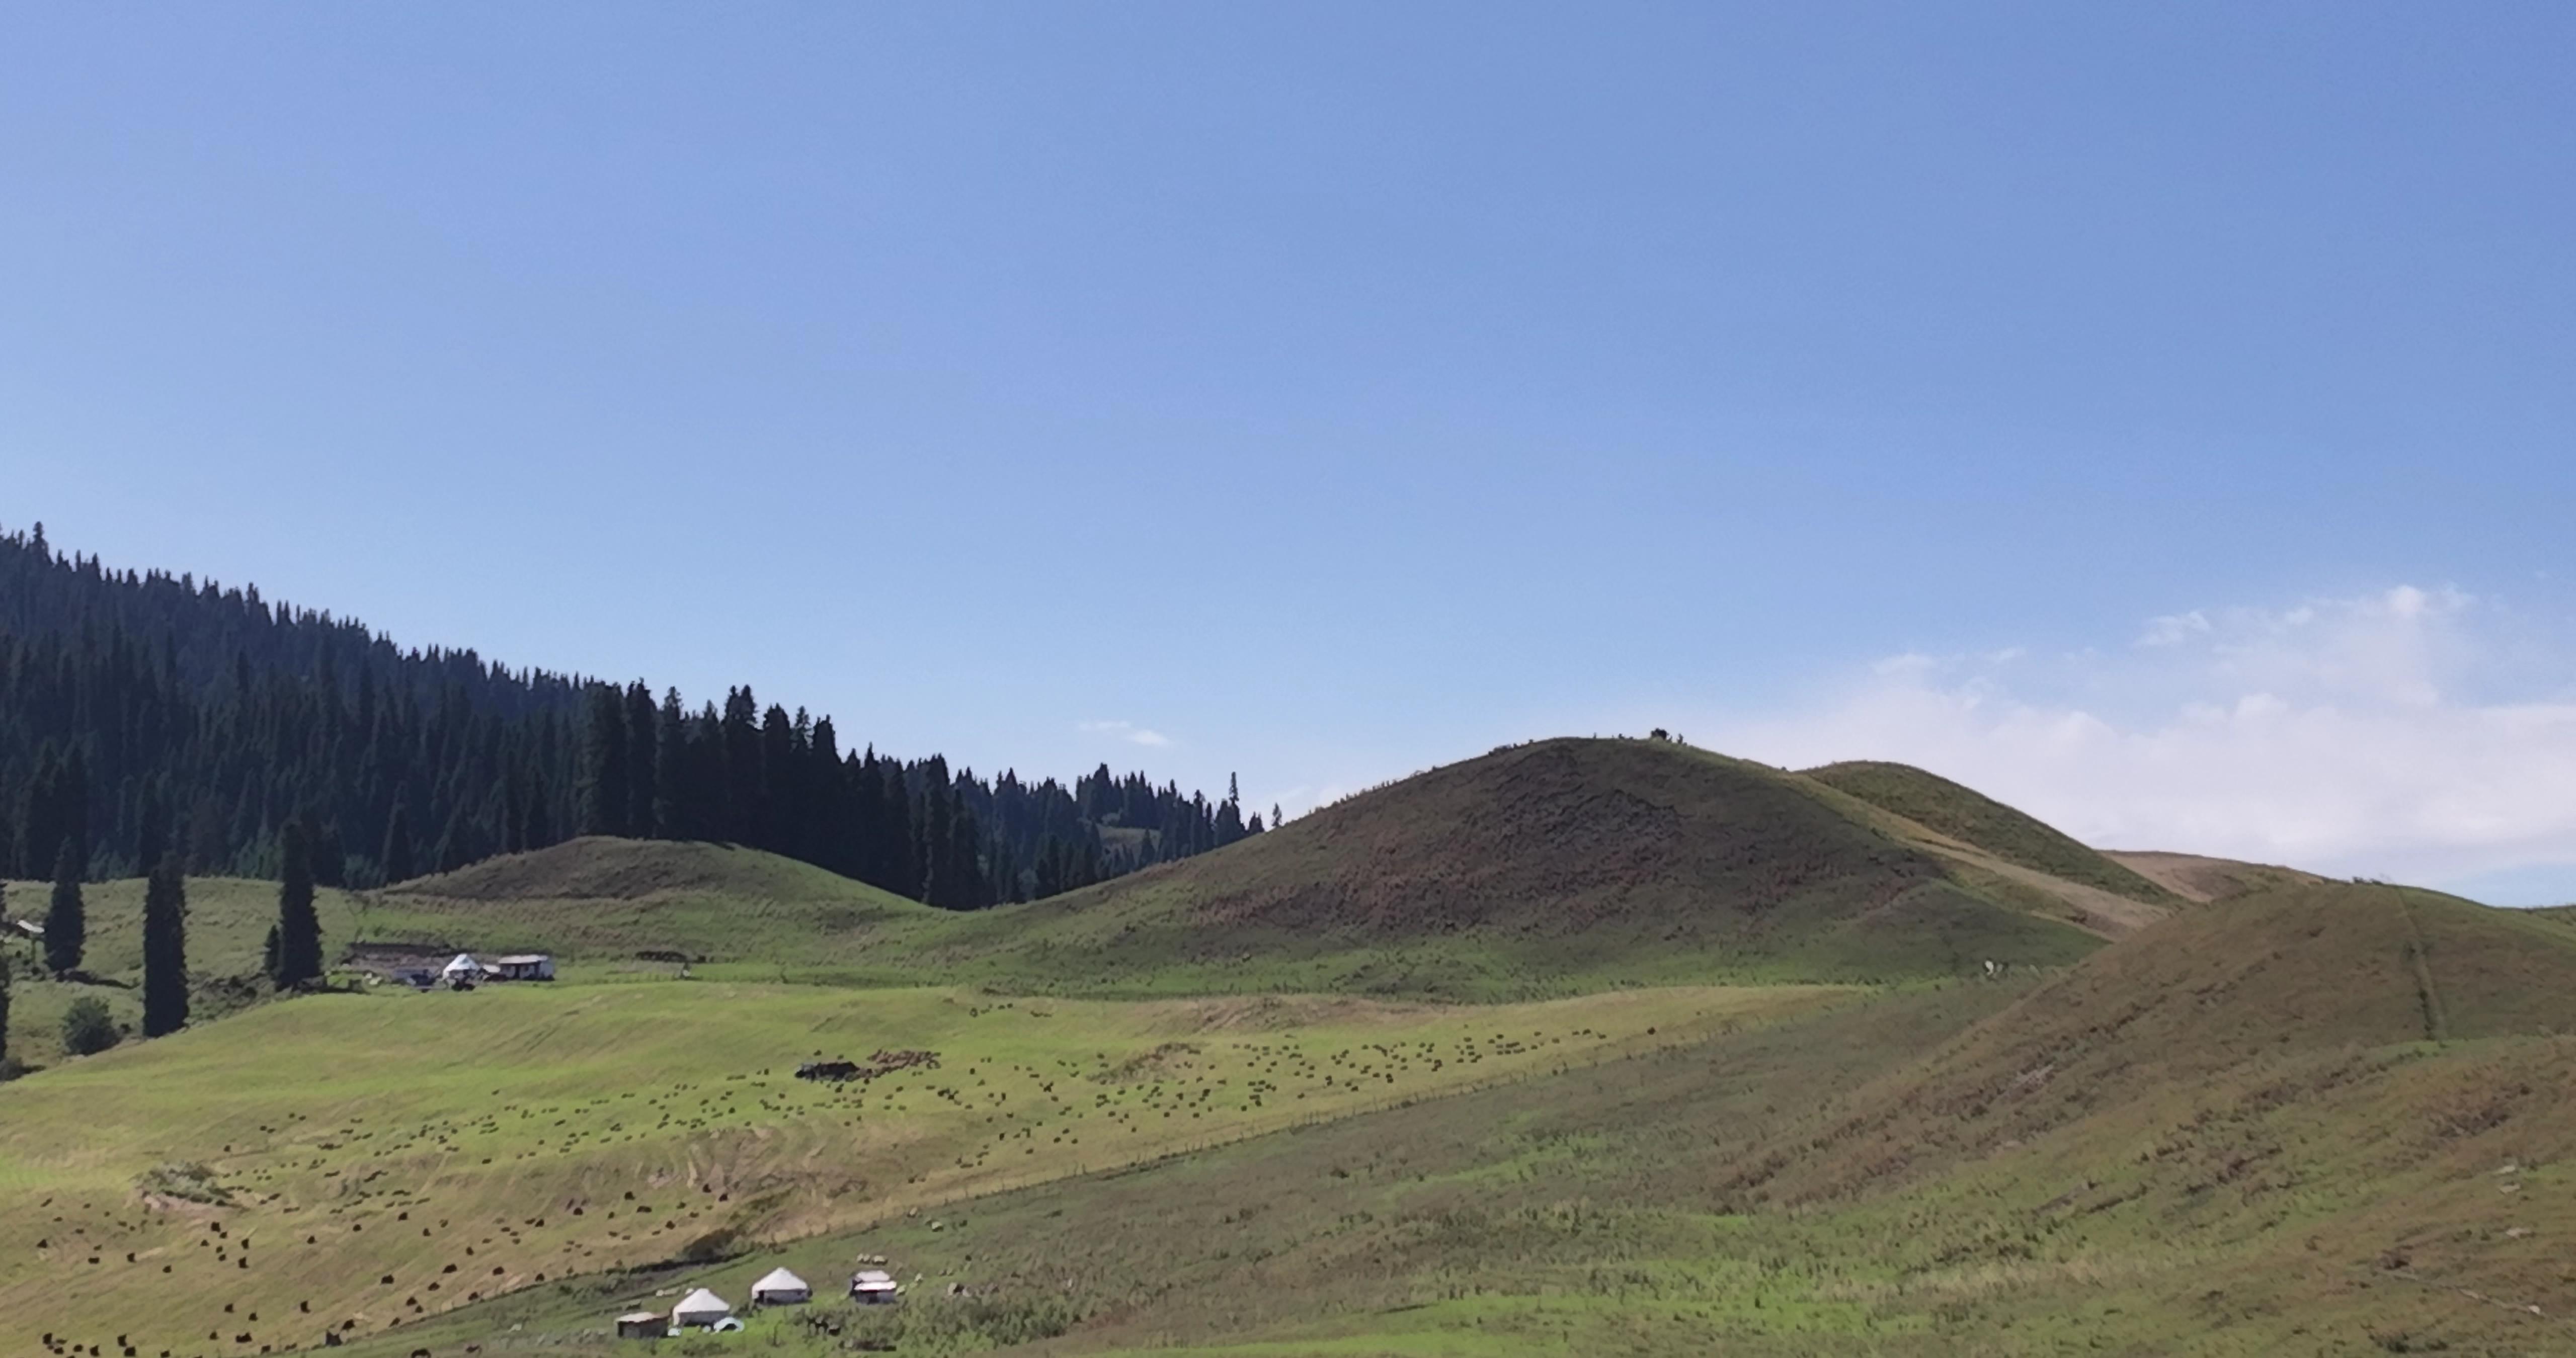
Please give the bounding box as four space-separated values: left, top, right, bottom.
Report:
916 738 2107 996
1726 880 2576 1206
2101 847 2324 902
1801 759 2177 903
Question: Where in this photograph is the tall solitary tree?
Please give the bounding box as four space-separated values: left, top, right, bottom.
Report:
141 855 189 1037
43 840 84 977
0 947 13 1069
270 819 323 990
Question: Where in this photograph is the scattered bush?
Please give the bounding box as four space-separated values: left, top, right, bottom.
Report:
60 996 120 1056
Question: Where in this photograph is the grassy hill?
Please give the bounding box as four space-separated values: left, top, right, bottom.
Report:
342 741 2122 999
1802 759 2178 904
367 837 936 975
1722 881 2576 1208
2103 847 2326 902
906 738 2110 997
0 978 1841 1358
314 882 2576 1358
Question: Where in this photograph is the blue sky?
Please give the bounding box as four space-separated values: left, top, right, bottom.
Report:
5 5 2571 898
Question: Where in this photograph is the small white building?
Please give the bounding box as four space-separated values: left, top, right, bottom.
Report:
849 1268 901 1304
750 1267 812 1305
440 953 488 985
671 1287 733 1329
491 953 556 982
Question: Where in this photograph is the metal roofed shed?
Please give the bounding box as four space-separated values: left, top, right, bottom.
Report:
615 1311 666 1339
850 1268 901 1304
490 953 555 981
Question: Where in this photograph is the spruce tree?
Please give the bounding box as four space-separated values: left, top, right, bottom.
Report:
653 689 688 838
578 685 629 837
141 855 189 1037
43 840 84 977
624 681 659 837
381 803 416 884
271 819 323 990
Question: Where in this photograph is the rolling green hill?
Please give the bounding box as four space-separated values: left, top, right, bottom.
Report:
341 740 2121 998
910 738 2110 996
1802 759 2178 904
315 882 2576 1358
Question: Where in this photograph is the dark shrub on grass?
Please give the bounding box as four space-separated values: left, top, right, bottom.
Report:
61 996 120 1056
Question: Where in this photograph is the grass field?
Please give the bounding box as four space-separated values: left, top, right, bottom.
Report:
308 884 2576 1358
0 975 1841 1357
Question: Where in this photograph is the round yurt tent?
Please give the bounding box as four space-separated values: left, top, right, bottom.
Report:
671 1287 733 1329
440 953 486 985
751 1266 812 1304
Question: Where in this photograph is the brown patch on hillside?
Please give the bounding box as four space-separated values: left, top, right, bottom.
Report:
2104 850 2323 903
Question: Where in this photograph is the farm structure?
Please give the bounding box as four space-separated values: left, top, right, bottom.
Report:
614 1311 665 1339
750 1267 812 1304
490 953 556 981
850 1268 901 1304
671 1287 733 1329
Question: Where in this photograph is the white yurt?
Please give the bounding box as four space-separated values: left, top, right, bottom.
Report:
671 1287 733 1328
440 953 486 983
750 1267 812 1304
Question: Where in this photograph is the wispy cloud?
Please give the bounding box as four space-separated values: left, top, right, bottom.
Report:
1078 719 1172 748
1699 587 2576 901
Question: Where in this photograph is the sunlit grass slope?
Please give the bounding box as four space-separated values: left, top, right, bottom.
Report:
0 976 1839 1357
337 884 2576 1357
1 875 374 1064
1801 758 2177 904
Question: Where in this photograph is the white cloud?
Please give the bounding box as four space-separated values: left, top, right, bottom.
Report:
1701 586 2576 902
1078 719 1173 748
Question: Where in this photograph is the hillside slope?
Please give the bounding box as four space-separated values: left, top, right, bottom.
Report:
1726 880 2576 1207
369 837 936 971
915 738 2106 995
1802 759 2176 903
2103 847 2325 902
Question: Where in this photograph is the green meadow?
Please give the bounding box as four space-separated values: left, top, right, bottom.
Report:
0 972 1832 1357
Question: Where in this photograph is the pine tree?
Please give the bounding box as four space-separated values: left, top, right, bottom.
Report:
578 685 630 837
624 681 659 837
43 840 84 977
0 947 12 1069
381 802 416 885
271 819 323 990
654 688 688 838
142 855 189 1037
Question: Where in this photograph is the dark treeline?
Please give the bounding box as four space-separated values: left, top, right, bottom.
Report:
0 523 1258 903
